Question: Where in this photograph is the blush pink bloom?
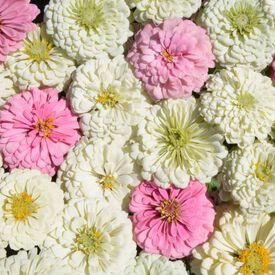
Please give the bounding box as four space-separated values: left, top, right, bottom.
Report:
0 87 81 176
129 180 215 259
0 0 39 63
127 18 215 101
271 58 275 82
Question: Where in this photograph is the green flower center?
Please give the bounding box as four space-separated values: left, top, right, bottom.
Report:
74 226 102 255
99 174 116 190
24 39 53 62
255 161 273 183
167 128 191 149
96 87 119 108
236 93 256 109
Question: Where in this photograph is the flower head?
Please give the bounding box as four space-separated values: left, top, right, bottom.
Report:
45 0 132 62
128 19 215 101
197 0 274 70
129 180 215 259
0 169 64 250
6 25 76 91
0 87 80 176
132 97 227 188
200 67 275 147
0 0 39 63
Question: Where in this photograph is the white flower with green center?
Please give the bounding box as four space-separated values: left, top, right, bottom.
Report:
0 248 72 275
69 55 150 143
127 0 201 24
220 142 275 217
0 169 64 250
45 0 132 62
125 252 188 275
132 97 228 188
44 199 136 274
0 66 18 107
200 67 275 147
192 210 275 275
6 25 76 91
58 137 140 210
197 0 275 70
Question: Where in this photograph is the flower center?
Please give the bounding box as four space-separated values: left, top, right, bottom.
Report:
255 161 273 183
167 128 191 149
162 50 174 63
96 87 119 108
74 226 102 255
11 192 37 221
238 242 270 275
35 118 55 138
99 174 116 190
24 39 53 62
236 93 255 109
158 199 180 223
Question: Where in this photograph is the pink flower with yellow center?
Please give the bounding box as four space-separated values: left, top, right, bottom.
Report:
127 18 215 101
0 0 39 63
129 180 215 259
0 87 81 176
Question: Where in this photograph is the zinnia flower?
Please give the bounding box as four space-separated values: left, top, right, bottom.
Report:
6 25 76 91
0 0 39 63
197 0 275 70
132 97 227 188
127 0 201 24
69 55 149 142
271 58 275 82
0 248 72 275
192 209 275 275
0 87 80 176
58 137 140 210
220 142 275 217
127 18 215 101
44 199 136 274
129 180 215 259
200 66 275 147
44 0 132 62
125 252 188 275
0 169 64 250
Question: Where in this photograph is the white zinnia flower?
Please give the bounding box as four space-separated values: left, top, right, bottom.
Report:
69 55 150 143
220 142 275 217
0 248 72 275
125 252 188 275
45 0 132 62
58 137 140 210
132 97 228 188
192 210 275 275
197 0 275 70
0 169 64 250
127 0 201 24
0 66 17 107
200 67 275 147
6 25 76 92
44 199 136 275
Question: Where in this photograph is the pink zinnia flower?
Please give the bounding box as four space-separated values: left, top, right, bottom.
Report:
271 58 275 82
129 180 215 259
0 87 81 176
0 0 39 63
127 18 215 101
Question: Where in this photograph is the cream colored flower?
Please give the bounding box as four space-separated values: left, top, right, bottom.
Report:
127 0 201 24
0 169 64 250
0 248 72 275
6 25 76 91
197 0 274 70
69 55 150 143
200 67 275 147
58 137 140 210
45 0 132 62
192 210 275 275
220 142 275 217
125 252 188 275
132 97 227 188
44 199 136 274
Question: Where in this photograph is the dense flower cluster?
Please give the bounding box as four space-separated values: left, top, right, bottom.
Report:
0 0 274 274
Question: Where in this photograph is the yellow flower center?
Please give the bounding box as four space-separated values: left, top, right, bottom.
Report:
74 226 102 255
238 242 270 275
158 199 180 223
99 174 116 190
255 161 272 183
236 93 255 109
11 192 37 221
162 50 174 63
96 87 119 108
24 38 53 62
35 118 55 138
